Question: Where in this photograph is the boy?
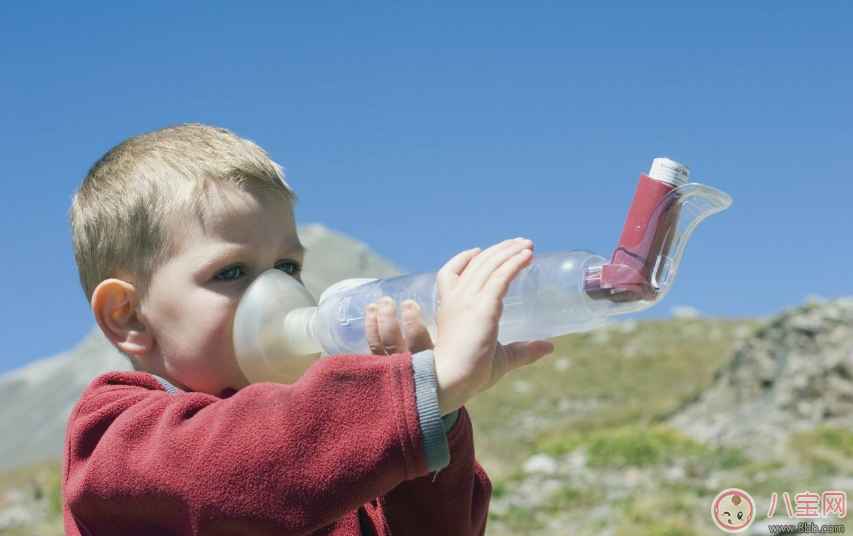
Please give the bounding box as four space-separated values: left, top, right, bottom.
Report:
63 124 555 535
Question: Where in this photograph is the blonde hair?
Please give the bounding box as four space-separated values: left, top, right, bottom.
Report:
70 124 299 306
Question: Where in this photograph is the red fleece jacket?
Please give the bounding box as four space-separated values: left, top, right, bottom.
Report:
62 352 491 535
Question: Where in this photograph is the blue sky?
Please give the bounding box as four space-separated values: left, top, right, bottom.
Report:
1 2 851 374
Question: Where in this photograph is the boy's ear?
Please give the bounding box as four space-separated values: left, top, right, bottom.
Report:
91 279 153 356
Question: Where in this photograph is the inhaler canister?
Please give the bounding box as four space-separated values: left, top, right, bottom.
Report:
585 158 689 301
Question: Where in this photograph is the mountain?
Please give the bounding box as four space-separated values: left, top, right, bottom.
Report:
0 223 404 472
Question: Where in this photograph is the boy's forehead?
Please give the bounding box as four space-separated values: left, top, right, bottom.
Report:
168 187 300 254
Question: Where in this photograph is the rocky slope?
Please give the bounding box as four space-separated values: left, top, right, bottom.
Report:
482 297 853 536
668 297 853 458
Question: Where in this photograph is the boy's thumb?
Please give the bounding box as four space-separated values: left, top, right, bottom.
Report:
505 339 555 372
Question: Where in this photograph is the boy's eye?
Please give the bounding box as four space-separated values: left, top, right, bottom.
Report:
214 262 302 281
275 261 303 276
215 265 244 281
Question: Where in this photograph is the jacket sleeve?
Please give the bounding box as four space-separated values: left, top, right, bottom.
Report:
368 407 491 536
366 349 492 536
62 352 432 536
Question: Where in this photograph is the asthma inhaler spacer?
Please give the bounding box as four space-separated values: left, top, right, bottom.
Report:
233 157 732 384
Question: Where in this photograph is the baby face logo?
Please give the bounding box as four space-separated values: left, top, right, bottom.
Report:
712 488 755 533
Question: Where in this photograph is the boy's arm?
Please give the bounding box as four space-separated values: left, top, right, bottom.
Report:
366 349 491 536
63 352 437 536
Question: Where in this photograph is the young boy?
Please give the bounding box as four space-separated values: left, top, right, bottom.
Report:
63 124 555 535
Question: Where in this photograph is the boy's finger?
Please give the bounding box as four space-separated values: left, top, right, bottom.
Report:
463 239 532 295
482 246 534 299
364 303 387 355
376 297 408 355
400 300 434 354
457 238 520 288
436 247 481 299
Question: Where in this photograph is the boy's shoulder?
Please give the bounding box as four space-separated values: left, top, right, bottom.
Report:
83 370 167 395
70 371 173 417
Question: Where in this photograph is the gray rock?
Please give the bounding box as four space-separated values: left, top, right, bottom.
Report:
0 489 46 529
513 380 533 394
554 357 572 372
522 453 558 475
668 297 853 458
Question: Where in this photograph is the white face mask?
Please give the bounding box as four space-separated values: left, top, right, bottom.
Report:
233 270 377 384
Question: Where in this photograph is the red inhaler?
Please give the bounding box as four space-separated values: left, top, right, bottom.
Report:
585 158 690 302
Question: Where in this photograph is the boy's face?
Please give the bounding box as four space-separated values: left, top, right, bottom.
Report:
140 185 305 396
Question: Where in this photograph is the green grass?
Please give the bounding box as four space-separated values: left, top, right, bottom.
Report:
541 485 603 513
0 458 63 515
468 318 752 477
531 424 747 472
487 504 544 533
788 427 853 475
474 317 770 535
805 427 853 455
0 459 64 536
615 517 704 536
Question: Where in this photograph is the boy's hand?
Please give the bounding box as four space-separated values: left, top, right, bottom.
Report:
364 297 434 355
432 238 555 415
